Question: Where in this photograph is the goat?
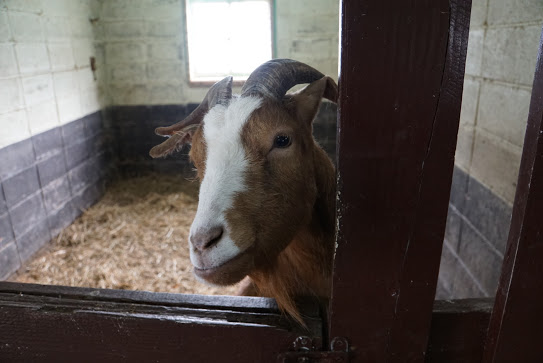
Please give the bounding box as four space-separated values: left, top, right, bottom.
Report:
150 59 337 324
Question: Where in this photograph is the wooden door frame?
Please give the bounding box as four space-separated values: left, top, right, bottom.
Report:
0 1 486 361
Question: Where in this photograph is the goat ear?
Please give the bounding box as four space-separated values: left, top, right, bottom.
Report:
289 76 338 124
149 123 200 158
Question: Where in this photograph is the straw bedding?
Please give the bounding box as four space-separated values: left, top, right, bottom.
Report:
13 174 238 296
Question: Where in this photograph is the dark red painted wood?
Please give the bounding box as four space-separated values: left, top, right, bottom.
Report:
0 282 495 362
329 0 471 361
483 29 543 363
426 299 492 363
0 282 321 362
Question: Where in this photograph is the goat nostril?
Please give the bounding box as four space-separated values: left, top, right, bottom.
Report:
191 226 224 252
204 227 223 249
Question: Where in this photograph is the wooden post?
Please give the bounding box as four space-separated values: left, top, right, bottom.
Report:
483 28 543 363
329 0 471 361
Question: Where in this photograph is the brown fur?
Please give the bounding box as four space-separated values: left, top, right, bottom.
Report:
189 77 337 325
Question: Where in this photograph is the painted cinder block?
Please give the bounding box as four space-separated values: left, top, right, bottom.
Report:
41 0 77 17
48 42 76 71
68 156 101 194
32 127 63 160
53 70 79 98
0 208 15 247
464 30 484 77
457 222 503 295
84 111 104 137
9 191 47 238
148 84 184 104
459 78 480 126
71 179 105 212
72 39 95 68
469 0 488 29
444 206 462 251
0 78 24 113
2 0 42 12
47 199 78 237
146 62 183 83
61 118 86 148
57 95 82 125
43 16 72 41
454 125 474 172
16 217 51 262
80 87 101 115
105 42 146 64
100 0 147 20
109 63 147 84
0 11 11 42
0 138 35 180
487 0 543 26
0 110 31 150
147 41 182 61
22 74 55 107
64 139 91 170
37 152 67 187
482 25 541 86
477 81 530 147
0 183 7 216
27 100 60 135
77 67 96 91
104 20 144 39
463 174 512 254
15 43 50 74
3 166 41 208
42 175 71 212
0 43 18 77
438 241 486 299
8 11 43 42
147 20 180 38
144 0 182 20
70 16 94 39
0 242 20 280
470 131 522 205
109 83 147 105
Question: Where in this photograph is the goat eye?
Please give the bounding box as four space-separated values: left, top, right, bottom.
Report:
273 135 291 148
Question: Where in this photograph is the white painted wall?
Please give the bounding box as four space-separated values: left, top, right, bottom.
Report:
0 0 104 150
0 0 339 148
96 0 339 105
456 0 543 204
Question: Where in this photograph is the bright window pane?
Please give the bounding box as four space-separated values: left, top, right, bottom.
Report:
186 0 272 82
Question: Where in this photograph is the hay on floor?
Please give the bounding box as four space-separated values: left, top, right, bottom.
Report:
13 174 239 296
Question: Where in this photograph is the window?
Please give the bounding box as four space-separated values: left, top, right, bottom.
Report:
185 0 273 83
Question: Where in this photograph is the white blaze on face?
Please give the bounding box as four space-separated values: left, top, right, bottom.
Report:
189 96 262 269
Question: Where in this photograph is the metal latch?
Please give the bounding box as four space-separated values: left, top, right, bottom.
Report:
278 336 349 362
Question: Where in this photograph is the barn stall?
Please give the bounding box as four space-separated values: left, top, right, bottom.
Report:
0 0 542 361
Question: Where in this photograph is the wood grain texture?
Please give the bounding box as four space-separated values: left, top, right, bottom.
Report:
329 0 471 361
0 282 322 362
426 299 492 362
483 28 543 363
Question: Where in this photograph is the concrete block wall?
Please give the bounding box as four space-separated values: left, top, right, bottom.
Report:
96 0 339 106
436 0 543 299
0 1 110 279
0 0 105 149
275 0 339 81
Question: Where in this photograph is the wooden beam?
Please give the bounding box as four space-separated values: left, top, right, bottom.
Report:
329 0 471 360
0 282 321 362
426 299 492 362
483 28 543 363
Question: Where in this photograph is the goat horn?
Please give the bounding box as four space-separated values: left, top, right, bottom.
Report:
154 76 233 137
241 59 336 102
